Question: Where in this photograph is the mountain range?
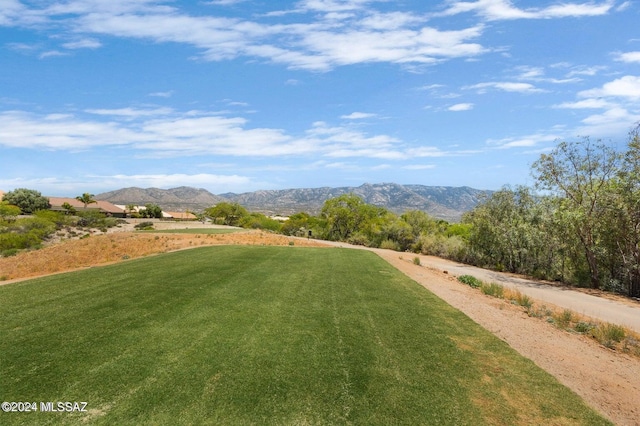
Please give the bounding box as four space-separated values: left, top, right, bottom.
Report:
95 183 492 222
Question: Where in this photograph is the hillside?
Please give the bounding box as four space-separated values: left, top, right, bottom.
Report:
96 183 491 221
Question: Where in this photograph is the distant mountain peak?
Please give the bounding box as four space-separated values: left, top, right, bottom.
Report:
96 183 490 221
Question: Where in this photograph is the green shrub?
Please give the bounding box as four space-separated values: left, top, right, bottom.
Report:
347 232 371 247
515 293 533 309
480 282 504 298
134 222 155 230
553 309 574 329
413 256 421 266
1 248 19 257
380 239 400 251
591 323 626 348
574 322 595 334
458 275 482 288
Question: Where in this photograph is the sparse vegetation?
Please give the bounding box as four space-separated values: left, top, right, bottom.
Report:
458 274 482 288
480 282 504 298
456 276 640 357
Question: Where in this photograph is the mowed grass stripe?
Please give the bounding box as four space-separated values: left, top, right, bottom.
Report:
0 246 610 425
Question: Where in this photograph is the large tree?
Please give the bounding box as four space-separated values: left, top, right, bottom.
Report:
204 202 248 226
320 194 386 242
531 138 621 289
2 188 50 214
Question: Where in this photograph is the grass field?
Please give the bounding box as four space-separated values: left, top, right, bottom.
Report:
0 246 610 425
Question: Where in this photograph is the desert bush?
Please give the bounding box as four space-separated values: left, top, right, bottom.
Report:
480 282 504 298
347 232 372 247
413 256 421 266
0 231 41 251
591 323 626 349
1 248 19 257
554 309 574 329
574 321 595 334
458 275 482 288
134 222 155 230
380 239 399 251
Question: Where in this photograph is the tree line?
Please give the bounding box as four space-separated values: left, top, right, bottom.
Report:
465 125 640 297
4 125 639 297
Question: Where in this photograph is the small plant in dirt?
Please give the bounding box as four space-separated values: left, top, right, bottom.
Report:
574 321 595 334
591 323 626 349
458 275 482 288
1 248 19 258
554 309 574 329
480 282 504 298
134 222 155 230
413 256 421 266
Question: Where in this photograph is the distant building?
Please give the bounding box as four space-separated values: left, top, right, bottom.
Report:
0 190 5 201
49 197 126 218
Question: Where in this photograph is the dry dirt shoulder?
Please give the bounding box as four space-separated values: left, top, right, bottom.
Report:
376 250 640 426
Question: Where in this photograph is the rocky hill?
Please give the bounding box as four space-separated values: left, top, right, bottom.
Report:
96 183 491 222
95 186 226 213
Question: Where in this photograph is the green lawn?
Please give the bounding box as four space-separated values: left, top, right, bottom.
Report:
0 246 610 425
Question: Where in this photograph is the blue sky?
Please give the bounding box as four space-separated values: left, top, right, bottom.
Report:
1 0 639 196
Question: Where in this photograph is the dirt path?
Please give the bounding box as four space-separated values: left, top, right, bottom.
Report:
413 254 640 333
382 251 640 425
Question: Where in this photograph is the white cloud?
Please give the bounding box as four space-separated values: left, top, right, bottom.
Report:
436 0 615 21
39 50 69 59
62 38 102 49
403 164 436 170
149 90 175 98
97 173 251 189
85 107 174 117
554 99 613 109
0 108 433 160
341 112 376 119
464 81 544 93
0 173 253 196
448 103 473 111
576 107 638 137
488 133 560 149
5 0 488 71
0 111 141 150
615 51 640 63
579 76 640 99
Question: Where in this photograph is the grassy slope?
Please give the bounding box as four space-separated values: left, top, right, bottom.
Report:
0 247 609 425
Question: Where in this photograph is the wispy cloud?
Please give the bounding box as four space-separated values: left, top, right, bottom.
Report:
579 75 640 99
464 81 545 93
435 0 615 21
3 0 488 71
448 103 473 111
488 133 560 149
149 90 175 98
341 112 376 119
62 38 102 49
0 108 456 161
615 51 640 63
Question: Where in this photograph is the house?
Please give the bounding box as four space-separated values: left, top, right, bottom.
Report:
49 197 126 218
